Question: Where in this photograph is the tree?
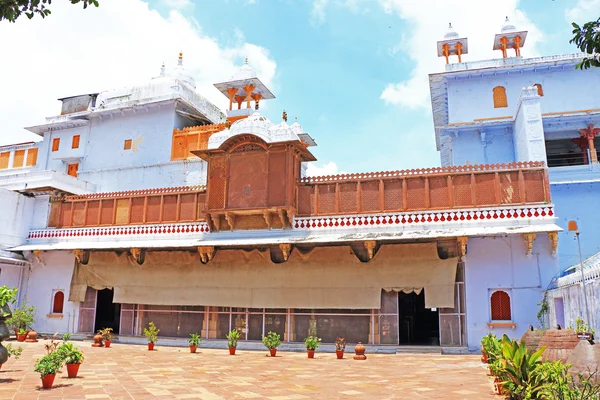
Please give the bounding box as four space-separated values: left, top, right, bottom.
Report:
0 0 98 23
570 17 600 69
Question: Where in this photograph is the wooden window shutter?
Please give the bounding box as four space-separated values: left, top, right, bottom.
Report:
52 138 60 152
26 148 38 167
492 86 508 108
490 291 512 320
72 135 81 149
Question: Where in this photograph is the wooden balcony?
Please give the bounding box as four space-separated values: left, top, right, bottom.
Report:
48 186 206 228
296 162 550 217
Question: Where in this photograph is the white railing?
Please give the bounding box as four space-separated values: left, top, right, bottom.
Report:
557 262 600 287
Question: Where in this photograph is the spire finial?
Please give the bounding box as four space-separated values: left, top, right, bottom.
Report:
448 22 452 28
282 110 288 122
160 62 166 76
245 56 248 64
294 116 298 122
178 51 183 66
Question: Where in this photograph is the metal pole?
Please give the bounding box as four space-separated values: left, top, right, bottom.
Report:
576 232 592 325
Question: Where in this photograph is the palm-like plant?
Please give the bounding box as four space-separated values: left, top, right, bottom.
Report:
498 334 546 400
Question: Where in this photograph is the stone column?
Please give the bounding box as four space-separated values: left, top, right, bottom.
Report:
513 86 546 163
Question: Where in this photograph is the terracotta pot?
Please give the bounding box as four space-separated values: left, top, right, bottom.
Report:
25 329 38 343
17 334 26 342
229 346 236 355
104 340 111 348
307 349 315 359
336 349 344 359
353 342 367 360
190 345 197 353
41 374 56 389
269 348 277 357
92 334 104 347
66 363 80 378
0 363 2 370
148 342 154 351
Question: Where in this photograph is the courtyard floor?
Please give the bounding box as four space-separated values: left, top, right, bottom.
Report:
1 341 498 400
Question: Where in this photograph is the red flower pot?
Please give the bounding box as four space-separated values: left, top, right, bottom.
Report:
229 346 236 355
41 374 56 389
336 350 344 359
190 345 197 353
66 363 80 378
104 341 111 348
148 342 154 351
17 334 26 342
307 350 315 359
269 349 277 357
0 363 3 370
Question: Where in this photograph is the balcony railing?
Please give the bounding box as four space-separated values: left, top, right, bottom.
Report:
296 162 550 217
49 186 206 228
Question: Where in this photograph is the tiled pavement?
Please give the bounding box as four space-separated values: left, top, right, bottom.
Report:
0 341 499 399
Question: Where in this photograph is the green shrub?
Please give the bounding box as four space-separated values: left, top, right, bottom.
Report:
56 342 84 365
143 322 159 344
304 336 321 350
498 334 546 399
188 333 202 346
262 331 282 350
34 353 63 378
226 329 241 348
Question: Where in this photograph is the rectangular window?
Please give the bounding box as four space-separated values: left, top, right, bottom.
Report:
124 139 132 150
13 150 25 168
72 135 80 149
0 152 9 169
67 163 79 177
26 148 38 167
52 138 60 152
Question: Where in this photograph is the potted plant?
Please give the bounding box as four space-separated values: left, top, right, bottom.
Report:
0 343 23 369
226 328 241 355
262 331 282 357
574 317 595 340
56 342 84 378
7 300 36 341
143 322 159 350
335 337 347 359
98 327 113 347
189 333 201 353
0 286 18 367
304 335 321 359
34 352 63 389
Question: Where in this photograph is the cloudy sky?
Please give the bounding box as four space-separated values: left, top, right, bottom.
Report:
0 0 594 175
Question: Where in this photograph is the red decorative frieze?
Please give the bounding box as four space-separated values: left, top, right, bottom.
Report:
292 205 554 230
28 222 210 240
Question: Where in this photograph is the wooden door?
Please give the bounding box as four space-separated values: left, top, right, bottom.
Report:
67 163 79 177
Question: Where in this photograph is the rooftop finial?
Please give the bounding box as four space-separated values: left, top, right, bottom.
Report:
160 62 166 76
178 51 183 66
282 110 288 122
245 56 248 64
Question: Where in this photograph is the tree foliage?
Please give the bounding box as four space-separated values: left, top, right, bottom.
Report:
0 0 98 23
570 18 600 69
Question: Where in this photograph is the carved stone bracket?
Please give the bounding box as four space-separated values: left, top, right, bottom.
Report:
73 249 90 265
198 246 215 264
523 233 537 257
547 232 558 258
457 237 468 257
130 248 145 265
279 244 292 261
364 241 377 260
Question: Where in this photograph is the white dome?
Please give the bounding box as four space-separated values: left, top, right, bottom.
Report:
444 23 459 40
290 120 303 136
229 111 273 139
501 16 516 33
152 53 196 89
269 120 300 142
230 59 257 81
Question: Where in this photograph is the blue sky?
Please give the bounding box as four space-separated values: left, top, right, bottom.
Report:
0 0 593 175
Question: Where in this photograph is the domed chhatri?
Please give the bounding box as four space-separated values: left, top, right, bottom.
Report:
436 22 468 65
493 16 527 58
230 57 258 81
444 23 459 40
501 16 517 33
170 51 196 89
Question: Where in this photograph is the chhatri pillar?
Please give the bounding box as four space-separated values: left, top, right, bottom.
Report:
578 124 600 164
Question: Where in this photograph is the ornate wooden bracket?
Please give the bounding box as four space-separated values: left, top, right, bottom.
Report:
457 237 468 257
364 241 377 260
32 250 43 262
198 246 215 264
523 233 537 257
279 244 292 261
224 213 235 231
547 232 558 257
73 249 90 265
130 248 145 265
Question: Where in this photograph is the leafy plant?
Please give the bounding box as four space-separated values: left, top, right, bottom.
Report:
0 0 100 23
570 18 600 70
481 333 501 364
498 334 546 400
62 333 71 342
188 333 202 346
574 317 595 334
98 327 113 342
7 300 36 332
226 329 241 348
33 352 63 378
335 337 347 351
56 342 84 365
0 286 17 308
304 336 321 351
143 322 159 344
262 331 282 350
537 291 549 329
5 343 23 360
44 336 60 354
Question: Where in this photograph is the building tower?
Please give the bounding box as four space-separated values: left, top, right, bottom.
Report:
437 23 468 64
213 58 275 123
493 17 528 58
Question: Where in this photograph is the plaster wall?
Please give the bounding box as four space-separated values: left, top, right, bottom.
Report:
448 127 514 166
0 188 35 248
547 281 600 336
24 251 79 334
464 234 558 350
446 67 600 124
0 263 22 291
30 196 50 231
550 182 600 271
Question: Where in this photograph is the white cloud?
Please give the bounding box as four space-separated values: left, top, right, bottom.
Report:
379 0 544 109
161 0 192 9
0 0 276 145
566 0 600 23
311 0 329 26
306 161 340 176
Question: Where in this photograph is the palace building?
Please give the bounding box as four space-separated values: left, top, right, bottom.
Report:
2 18 597 352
